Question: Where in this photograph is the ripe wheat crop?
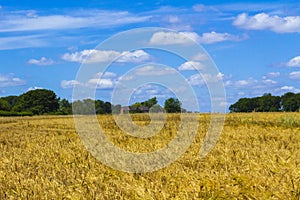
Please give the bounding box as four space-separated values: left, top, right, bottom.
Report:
0 113 299 199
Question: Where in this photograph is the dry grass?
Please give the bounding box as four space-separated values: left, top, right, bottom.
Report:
0 113 299 199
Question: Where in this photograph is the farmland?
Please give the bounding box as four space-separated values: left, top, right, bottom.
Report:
0 113 299 199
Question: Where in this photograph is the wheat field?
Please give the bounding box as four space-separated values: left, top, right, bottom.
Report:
0 113 299 199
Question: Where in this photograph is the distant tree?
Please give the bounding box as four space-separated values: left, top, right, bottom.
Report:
229 97 259 112
12 89 59 115
95 100 112 114
143 97 158 108
164 98 181 113
149 104 164 113
130 102 143 113
95 100 105 114
0 99 11 111
0 96 19 109
257 93 281 112
112 104 121 114
72 99 95 115
281 92 300 112
59 98 72 114
103 102 112 114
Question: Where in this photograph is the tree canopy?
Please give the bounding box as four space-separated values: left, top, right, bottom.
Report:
229 92 300 113
12 89 59 115
164 98 182 113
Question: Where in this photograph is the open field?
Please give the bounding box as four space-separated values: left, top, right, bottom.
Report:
0 113 299 199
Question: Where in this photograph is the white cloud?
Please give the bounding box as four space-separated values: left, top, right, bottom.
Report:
27 86 43 91
0 10 151 32
267 72 280 78
198 31 245 44
117 50 151 63
149 31 199 45
94 72 117 79
287 56 300 67
0 35 48 50
262 79 277 84
193 4 207 12
62 49 150 63
167 15 180 23
28 57 54 66
135 65 177 76
61 80 81 89
233 13 300 33
61 71 117 90
190 52 209 61
87 78 114 89
178 61 205 71
149 31 245 45
0 73 26 87
188 72 224 86
280 86 300 93
290 71 300 79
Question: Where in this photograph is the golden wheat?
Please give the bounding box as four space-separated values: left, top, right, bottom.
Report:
0 113 299 199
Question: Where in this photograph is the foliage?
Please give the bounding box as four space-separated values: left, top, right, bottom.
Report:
129 97 158 113
281 92 300 112
58 98 72 115
149 104 165 113
164 98 181 113
0 111 33 116
0 99 11 111
230 92 299 112
0 96 19 110
112 104 122 114
12 89 59 115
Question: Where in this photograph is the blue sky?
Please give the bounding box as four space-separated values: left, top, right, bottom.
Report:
1 0 300 112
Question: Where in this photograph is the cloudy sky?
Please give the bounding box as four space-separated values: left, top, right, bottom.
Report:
1 0 300 112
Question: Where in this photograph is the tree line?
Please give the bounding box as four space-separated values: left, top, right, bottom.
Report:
0 89 182 116
229 92 300 113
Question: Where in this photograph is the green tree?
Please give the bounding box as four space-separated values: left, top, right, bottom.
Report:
257 93 281 112
0 99 11 111
229 98 259 112
164 98 181 113
143 97 158 108
59 98 72 114
12 89 59 115
112 104 121 114
103 102 112 114
149 104 164 113
72 99 95 115
0 96 19 109
281 92 300 112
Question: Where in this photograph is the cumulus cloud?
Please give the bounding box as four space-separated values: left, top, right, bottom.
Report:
61 80 81 89
27 86 43 91
287 56 300 67
190 52 209 61
267 72 280 78
62 49 150 63
28 57 54 66
178 61 205 71
135 65 177 76
61 71 117 90
233 13 300 33
188 72 224 86
290 71 300 79
149 31 199 45
0 73 26 87
279 86 300 93
87 78 115 89
198 31 245 44
149 31 245 45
